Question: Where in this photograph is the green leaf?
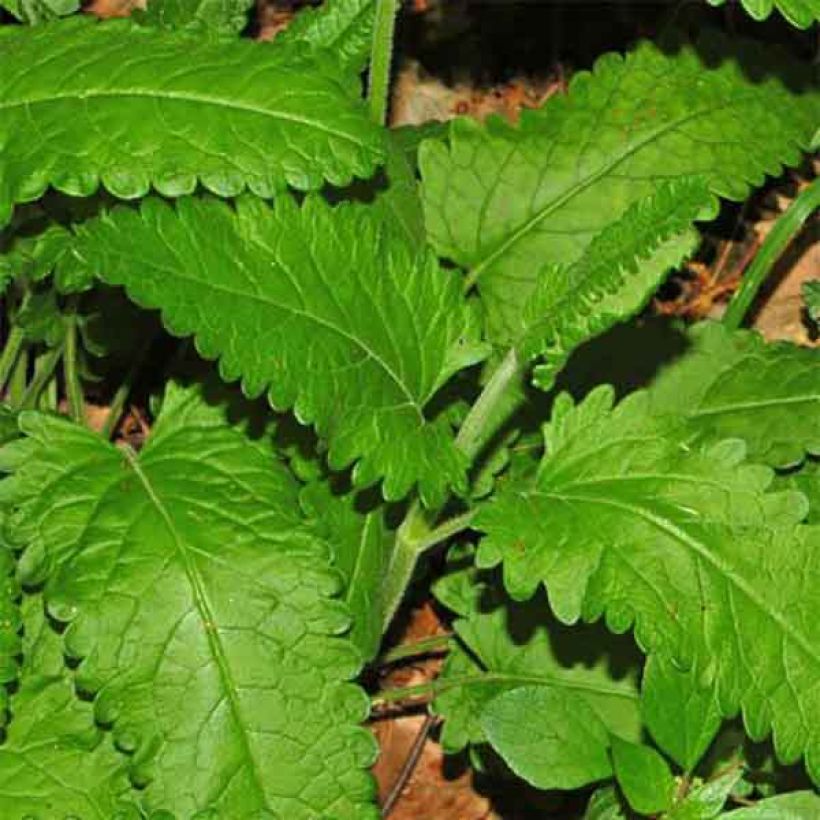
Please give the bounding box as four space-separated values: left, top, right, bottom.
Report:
0 596 136 819
0 383 379 817
802 280 820 324
277 0 375 73
705 0 819 29
642 655 723 772
721 792 820 818
60 194 487 504
647 322 820 468
133 0 255 35
778 460 820 524
432 548 642 754
521 178 709 390
0 0 78 24
584 786 628 820
0 17 385 227
475 385 820 782
301 481 393 661
420 34 818 345
666 768 745 820
610 735 676 815
482 685 615 790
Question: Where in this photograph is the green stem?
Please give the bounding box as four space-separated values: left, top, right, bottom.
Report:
18 343 63 411
7 346 28 407
0 326 25 394
63 314 84 424
723 177 820 331
367 0 400 125
454 348 521 462
380 633 453 665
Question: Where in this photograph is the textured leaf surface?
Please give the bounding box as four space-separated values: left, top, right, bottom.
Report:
521 178 709 389
301 482 392 661
432 547 641 753
0 0 77 24
0 596 135 819
642 655 722 772
134 0 254 34
0 17 385 226
0 384 379 818
584 787 628 820
278 0 375 73
647 322 820 468
482 685 614 790
476 385 820 781
62 194 486 504
420 34 818 344
610 735 675 815
722 792 820 818
705 0 819 29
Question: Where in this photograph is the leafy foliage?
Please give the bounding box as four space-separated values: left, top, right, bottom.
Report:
60 194 487 504
0 384 378 817
420 34 819 345
610 735 676 815
476 386 820 782
0 0 77 24
0 17 385 226
133 0 255 35
705 0 820 30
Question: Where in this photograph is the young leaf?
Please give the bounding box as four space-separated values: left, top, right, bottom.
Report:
0 17 385 226
647 322 820 468
584 787 628 820
610 735 676 815
0 384 379 818
705 0 819 29
520 178 710 390
642 655 723 773
301 481 393 661
665 767 745 820
721 792 820 818
60 194 487 504
432 549 642 754
0 596 137 818
802 280 820 324
277 0 375 73
420 34 819 345
133 0 255 35
482 685 615 790
0 0 78 24
475 385 820 783
778 460 820 524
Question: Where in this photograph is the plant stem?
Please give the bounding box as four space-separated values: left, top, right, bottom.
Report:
0 325 25 394
380 633 453 665
723 177 820 331
19 344 63 410
7 347 28 407
367 0 400 125
101 334 156 440
63 314 84 424
454 348 521 462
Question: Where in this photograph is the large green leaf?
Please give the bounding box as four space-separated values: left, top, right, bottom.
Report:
0 17 385 226
432 547 642 754
277 0 375 73
0 596 136 819
475 385 820 782
59 194 487 504
705 0 819 29
0 384 379 817
420 34 818 345
647 322 820 469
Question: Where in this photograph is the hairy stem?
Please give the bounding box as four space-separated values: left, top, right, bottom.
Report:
367 0 399 125
380 633 453 665
723 177 820 331
63 314 84 424
0 325 25 394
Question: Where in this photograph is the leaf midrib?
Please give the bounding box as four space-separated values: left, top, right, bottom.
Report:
0 89 369 149
123 446 267 807
691 393 820 418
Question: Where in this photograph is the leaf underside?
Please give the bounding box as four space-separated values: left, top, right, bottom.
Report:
476 386 820 782
0 17 385 226
420 33 819 345
0 384 379 818
59 194 487 505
